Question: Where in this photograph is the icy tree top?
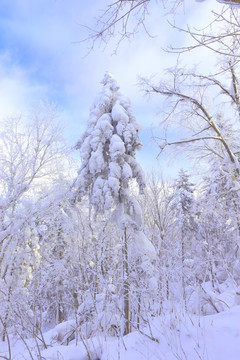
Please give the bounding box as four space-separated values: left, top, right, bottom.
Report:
72 72 145 222
101 71 119 90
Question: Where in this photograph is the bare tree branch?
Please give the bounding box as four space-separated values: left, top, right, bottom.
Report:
140 69 239 167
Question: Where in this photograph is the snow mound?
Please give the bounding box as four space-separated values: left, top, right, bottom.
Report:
3 305 240 360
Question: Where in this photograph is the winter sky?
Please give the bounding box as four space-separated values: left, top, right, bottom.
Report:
0 0 224 179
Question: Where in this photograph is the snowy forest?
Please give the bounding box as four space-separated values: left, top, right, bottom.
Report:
1 0 240 359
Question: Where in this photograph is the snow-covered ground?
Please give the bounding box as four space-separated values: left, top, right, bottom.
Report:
1 291 240 360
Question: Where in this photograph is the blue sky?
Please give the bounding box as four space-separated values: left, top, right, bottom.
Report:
0 0 223 179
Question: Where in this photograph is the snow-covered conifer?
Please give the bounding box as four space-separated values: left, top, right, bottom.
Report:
169 170 197 307
72 73 155 336
72 72 145 225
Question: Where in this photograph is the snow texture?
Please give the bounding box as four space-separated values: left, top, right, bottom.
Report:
3 300 240 360
72 72 145 219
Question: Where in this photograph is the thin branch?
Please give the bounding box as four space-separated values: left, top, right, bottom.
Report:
163 136 222 146
144 81 237 164
0 316 11 360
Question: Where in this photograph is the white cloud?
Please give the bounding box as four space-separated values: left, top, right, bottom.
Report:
0 52 48 121
0 0 227 177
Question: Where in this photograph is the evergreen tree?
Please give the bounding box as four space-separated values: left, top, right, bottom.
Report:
72 72 145 216
169 169 197 307
72 72 155 335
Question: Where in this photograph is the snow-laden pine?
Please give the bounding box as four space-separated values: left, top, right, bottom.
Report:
72 72 145 224
72 72 156 336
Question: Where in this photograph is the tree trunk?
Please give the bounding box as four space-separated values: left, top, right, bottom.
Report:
123 227 130 336
137 296 141 330
181 232 187 310
2 286 12 342
57 287 63 324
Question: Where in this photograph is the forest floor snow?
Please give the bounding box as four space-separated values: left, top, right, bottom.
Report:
1 289 240 359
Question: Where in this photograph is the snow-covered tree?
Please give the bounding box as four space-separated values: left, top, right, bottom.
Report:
168 170 197 307
72 72 145 214
140 175 175 310
30 189 79 328
72 72 155 335
196 159 240 287
0 105 66 341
